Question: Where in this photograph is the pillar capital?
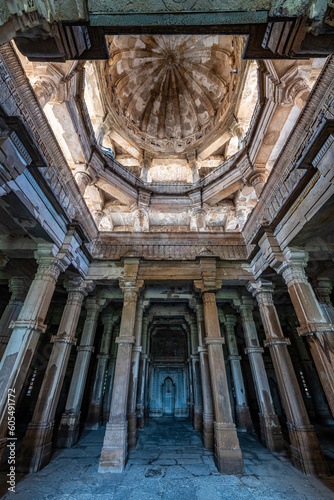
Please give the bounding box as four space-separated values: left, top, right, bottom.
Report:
225 313 237 328
8 276 30 302
315 277 333 305
85 296 103 312
247 280 275 306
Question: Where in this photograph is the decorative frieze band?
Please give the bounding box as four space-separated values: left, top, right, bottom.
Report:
92 241 247 261
244 346 264 355
51 334 77 346
263 338 291 348
77 345 95 353
9 319 47 333
204 337 225 345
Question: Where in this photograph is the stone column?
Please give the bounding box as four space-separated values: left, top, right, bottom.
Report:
189 315 203 431
103 323 119 422
251 281 329 476
57 297 102 448
127 299 145 450
75 171 91 196
195 303 214 449
239 297 283 451
224 314 253 432
85 313 115 430
0 244 68 460
278 251 334 417
202 292 244 474
18 277 90 472
248 172 266 199
315 277 334 324
99 285 140 473
137 317 149 429
287 315 332 424
186 328 194 420
0 277 30 360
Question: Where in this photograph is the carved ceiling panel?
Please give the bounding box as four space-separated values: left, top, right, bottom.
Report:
104 34 243 156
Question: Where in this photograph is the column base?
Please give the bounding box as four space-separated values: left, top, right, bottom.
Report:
288 423 329 476
213 422 244 474
127 412 138 451
259 413 284 451
203 413 214 449
99 421 128 473
236 405 254 432
18 422 54 473
194 411 203 431
56 412 80 448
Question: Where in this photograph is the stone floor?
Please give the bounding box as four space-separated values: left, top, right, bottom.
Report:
1 418 334 499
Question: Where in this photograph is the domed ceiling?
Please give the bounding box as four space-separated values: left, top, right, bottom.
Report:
104 34 243 156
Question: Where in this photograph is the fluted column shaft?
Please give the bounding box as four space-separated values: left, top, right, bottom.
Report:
127 299 145 450
85 314 115 430
103 324 119 422
279 258 334 417
240 297 283 451
202 292 244 474
0 277 30 360
252 282 328 476
196 303 214 449
224 314 253 432
137 317 148 429
57 298 101 448
0 245 66 459
19 278 89 472
99 288 139 473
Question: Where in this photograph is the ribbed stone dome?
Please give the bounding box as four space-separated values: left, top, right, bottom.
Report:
105 34 241 155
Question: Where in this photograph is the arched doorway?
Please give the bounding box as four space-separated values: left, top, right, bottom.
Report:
162 377 175 415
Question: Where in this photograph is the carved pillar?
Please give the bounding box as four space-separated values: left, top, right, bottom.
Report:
0 277 30 360
195 303 214 449
187 154 199 183
248 172 266 199
85 313 115 430
99 283 141 473
140 153 152 182
18 278 90 472
191 208 207 232
103 323 119 422
0 244 68 460
127 299 145 450
57 297 102 448
75 171 92 196
202 292 244 474
239 297 283 451
131 207 150 232
186 328 194 420
278 251 334 417
189 316 203 431
315 277 334 324
287 315 332 424
251 282 329 476
224 314 253 432
137 317 149 429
